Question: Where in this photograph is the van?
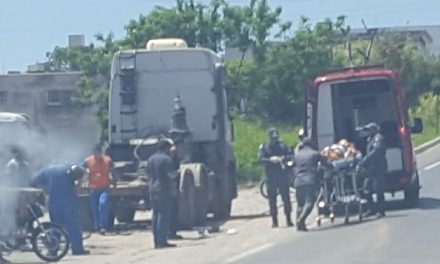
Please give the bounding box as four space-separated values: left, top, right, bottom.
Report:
304 65 423 205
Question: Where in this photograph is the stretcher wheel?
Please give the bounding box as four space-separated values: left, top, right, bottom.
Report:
329 213 335 223
316 217 321 227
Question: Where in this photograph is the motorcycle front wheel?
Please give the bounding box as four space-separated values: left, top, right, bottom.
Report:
31 223 70 262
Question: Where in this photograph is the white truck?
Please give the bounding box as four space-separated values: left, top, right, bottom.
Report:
78 39 237 229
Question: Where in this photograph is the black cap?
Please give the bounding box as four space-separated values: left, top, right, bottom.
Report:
364 122 380 130
268 128 279 138
93 143 103 153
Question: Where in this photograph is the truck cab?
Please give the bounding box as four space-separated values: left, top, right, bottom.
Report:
90 39 237 228
305 65 422 205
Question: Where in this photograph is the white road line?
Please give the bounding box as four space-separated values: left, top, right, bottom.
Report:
224 243 274 264
423 161 440 171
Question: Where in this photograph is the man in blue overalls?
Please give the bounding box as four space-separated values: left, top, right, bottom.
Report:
32 163 90 255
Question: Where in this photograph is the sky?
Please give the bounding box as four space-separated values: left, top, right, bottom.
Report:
1 0 440 72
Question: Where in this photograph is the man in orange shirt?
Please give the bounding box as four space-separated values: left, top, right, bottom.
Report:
83 144 114 234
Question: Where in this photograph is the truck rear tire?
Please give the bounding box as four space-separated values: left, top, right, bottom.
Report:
178 170 197 229
404 175 420 208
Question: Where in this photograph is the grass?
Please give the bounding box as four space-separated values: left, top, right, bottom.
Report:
410 92 440 147
413 123 439 147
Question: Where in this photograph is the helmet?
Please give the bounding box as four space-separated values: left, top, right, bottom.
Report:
321 146 331 157
68 165 86 180
330 144 346 159
338 139 350 148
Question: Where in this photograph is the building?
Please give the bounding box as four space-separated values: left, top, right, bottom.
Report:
0 71 100 161
349 27 434 57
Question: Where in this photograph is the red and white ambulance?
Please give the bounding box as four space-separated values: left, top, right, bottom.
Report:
304 65 423 205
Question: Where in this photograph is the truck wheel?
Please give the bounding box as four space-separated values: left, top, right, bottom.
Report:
115 207 136 223
77 196 95 232
194 166 209 226
404 175 420 208
178 170 197 229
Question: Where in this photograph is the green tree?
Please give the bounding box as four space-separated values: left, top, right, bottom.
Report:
47 33 120 140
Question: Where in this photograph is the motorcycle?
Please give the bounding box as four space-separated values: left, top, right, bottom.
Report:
0 193 70 263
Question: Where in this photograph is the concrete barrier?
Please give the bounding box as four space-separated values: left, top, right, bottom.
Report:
415 137 440 154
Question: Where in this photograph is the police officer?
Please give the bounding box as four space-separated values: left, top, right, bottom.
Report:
358 122 387 218
32 163 90 255
147 138 177 249
259 128 293 228
294 137 332 231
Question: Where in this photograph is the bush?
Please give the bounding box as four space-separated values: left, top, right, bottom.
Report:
233 117 299 182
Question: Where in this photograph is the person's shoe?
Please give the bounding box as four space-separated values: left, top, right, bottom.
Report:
296 221 308 231
73 250 91 256
99 229 107 235
271 215 279 228
286 215 294 227
168 234 184 240
363 210 376 218
376 212 386 218
155 243 177 249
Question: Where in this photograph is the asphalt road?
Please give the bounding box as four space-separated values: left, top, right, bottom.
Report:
236 145 440 264
4 145 440 264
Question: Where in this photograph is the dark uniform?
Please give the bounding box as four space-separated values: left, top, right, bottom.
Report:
294 138 332 231
32 164 89 255
359 123 387 217
147 141 176 248
259 128 293 228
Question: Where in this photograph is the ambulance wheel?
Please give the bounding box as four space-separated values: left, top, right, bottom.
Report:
404 175 420 208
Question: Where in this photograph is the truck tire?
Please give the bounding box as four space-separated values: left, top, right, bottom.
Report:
77 196 95 232
404 175 420 208
193 165 209 226
178 170 197 229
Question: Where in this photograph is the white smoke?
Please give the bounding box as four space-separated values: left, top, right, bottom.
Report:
0 188 18 239
0 114 98 239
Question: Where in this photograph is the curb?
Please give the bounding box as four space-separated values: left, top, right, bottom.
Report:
414 137 440 155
